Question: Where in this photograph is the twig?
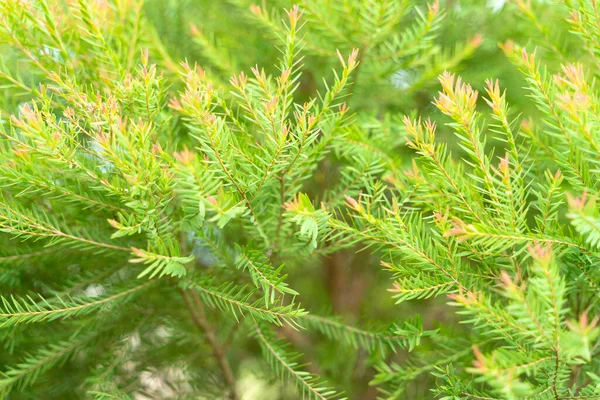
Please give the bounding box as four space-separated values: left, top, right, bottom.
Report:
180 288 238 400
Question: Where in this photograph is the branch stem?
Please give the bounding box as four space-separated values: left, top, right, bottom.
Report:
180 288 238 400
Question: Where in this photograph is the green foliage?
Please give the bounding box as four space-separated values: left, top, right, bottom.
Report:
3 0 600 399
254 324 346 400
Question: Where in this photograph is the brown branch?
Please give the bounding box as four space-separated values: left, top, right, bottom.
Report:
180 288 238 400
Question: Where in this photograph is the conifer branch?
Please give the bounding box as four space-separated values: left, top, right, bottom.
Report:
0 333 95 395
180 288 238 400
0 198 129 252
181 277 306 329
0 280 156 327
255 324 345 400
301 313 429 353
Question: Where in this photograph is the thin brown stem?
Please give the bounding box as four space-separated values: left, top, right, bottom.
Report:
180 288 238 400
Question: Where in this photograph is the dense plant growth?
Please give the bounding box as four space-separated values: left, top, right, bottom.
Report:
2 1 600 399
